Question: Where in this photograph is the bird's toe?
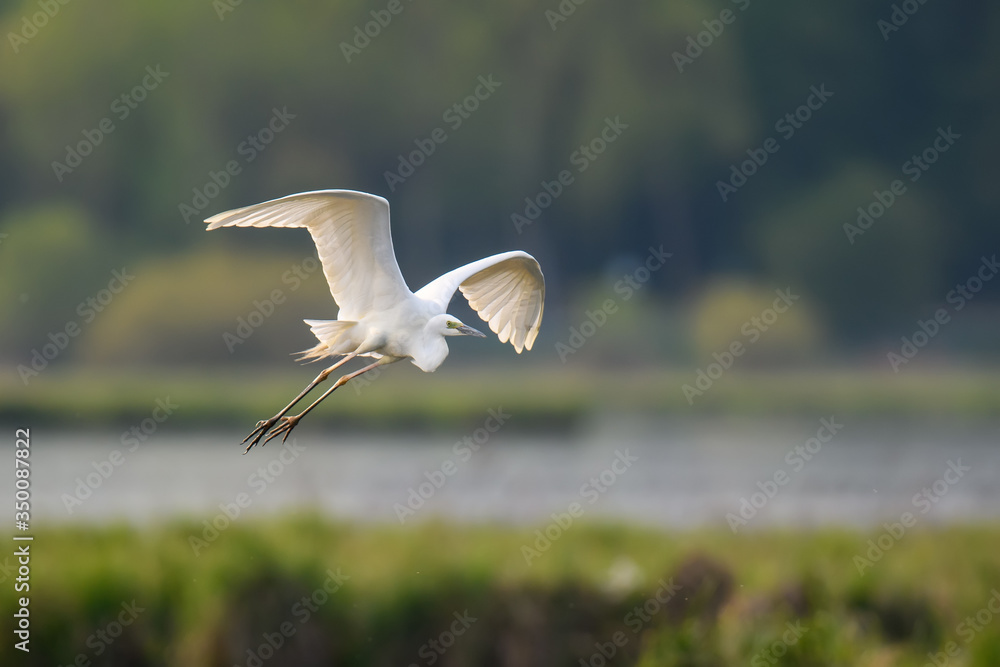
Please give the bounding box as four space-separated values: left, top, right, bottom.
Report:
262 415 300 446
242 416 282 452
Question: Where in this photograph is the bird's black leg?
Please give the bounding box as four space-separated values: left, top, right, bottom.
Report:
243 353 357 453
261 358 391 446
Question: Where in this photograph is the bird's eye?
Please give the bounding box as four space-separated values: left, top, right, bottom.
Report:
447 321 458 328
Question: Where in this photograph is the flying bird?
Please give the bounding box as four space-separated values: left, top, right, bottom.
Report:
205 189 545 451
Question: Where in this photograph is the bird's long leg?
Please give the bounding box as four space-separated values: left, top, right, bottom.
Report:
242 353 358 453
261 357 393 446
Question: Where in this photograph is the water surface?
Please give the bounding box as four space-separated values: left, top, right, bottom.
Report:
11 417 999 529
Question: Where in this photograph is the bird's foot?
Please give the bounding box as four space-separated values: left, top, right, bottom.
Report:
242 417 280 454
261 415 301 447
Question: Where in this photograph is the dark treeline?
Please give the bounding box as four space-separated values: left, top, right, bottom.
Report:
0 0 996 364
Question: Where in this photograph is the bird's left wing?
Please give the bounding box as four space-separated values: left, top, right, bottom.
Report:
205 190 412 320
415 251 544 353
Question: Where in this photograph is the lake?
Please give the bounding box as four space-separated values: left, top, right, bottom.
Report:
10 416 999 529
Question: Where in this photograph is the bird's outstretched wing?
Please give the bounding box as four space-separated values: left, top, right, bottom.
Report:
205 190 411 319
415 251 545 353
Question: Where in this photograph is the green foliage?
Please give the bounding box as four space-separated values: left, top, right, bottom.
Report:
689 278 823 363
77 244 333 365
0 204 112 354
2 520 999 666
748 164 948 338
1 0 995 364
6 366 1000 429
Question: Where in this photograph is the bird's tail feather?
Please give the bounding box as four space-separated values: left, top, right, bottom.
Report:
296 319 357 362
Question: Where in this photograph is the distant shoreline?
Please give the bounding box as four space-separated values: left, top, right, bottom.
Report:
3 365 1000 428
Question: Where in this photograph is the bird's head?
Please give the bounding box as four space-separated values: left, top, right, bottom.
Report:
431 314 487 339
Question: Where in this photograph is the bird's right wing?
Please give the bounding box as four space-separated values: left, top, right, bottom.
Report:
415 251 545 353
205 190 411 319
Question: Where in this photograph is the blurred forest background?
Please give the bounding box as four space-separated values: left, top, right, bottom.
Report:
0 0 997 409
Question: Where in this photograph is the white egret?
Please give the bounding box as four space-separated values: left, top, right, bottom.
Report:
205 189 545 451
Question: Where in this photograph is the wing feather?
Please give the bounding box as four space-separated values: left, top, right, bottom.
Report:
415 251 545 353
473 271 521 305
205 190 411 319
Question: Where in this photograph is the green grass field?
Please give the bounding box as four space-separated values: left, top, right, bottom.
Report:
5 518 1000 666
5 365 1000 428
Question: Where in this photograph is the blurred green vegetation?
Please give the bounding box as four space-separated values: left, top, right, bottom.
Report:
1 0 998 375
3 518 1000 665
5 366 1000 428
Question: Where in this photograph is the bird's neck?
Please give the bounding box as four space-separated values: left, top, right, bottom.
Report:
410 333 449 373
